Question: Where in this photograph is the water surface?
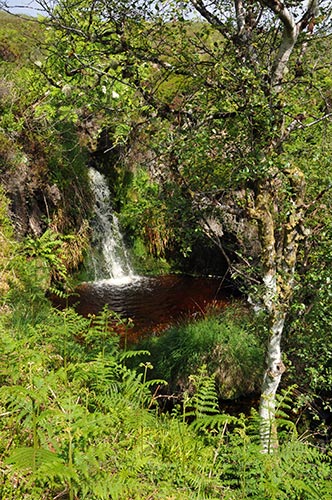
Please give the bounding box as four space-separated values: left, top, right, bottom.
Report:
52 274 231 341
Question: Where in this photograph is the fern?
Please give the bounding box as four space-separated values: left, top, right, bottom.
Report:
185 365 219 420
2 267 331 499
275 385 300 442
118 348 150 362
24 229 71 282
5 446 64 472
191 413 238 433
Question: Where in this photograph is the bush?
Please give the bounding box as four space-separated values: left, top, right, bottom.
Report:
134 304 265 399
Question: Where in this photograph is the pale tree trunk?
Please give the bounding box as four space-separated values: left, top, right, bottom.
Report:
252 169 305 452
248 0 316 452
250 184 284 452
195 0 316 451
262 0 318 89
259 302 286 453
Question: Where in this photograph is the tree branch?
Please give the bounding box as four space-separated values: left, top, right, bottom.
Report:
190 0 231 39
260 0 318 90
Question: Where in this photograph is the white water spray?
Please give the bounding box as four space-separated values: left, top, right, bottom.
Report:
88 167 134 282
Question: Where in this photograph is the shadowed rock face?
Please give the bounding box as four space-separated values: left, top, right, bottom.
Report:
50 274 234 341
1 158 65 237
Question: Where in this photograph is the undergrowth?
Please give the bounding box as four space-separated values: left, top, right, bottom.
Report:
0 236 331 498
0 300 331 498
134 306 265 399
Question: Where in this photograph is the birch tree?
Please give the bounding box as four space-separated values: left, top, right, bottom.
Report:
184 0 331 452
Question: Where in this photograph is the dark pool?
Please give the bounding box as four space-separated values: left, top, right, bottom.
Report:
51 274 233 339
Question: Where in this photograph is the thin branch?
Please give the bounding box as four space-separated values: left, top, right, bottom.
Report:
305 182 332 212
190 0 231 39
301 112 332 128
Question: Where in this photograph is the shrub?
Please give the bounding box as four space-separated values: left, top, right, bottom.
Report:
134 304 265 399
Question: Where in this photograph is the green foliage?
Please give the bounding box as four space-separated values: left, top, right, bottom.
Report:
217 434 332 500
0 9 92 269
0 249 331 498
2 229 81 329
282 117 332 398
0 187 16 298
119 165 205 271
24 228 70 280
0 206 52 326
134 305 265 399
120 168 177 270
189 366 219 415
0 6 332 496
36 0 332 285
1 299 331 499
284 215 332 398
0 11 42 65
0 239 330 498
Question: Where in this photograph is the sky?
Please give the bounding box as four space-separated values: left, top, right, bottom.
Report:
1 0 44 16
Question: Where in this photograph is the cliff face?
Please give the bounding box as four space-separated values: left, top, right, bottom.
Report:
2 160 61 237
0 11 94 273
0 153 92 284
0 13 61 237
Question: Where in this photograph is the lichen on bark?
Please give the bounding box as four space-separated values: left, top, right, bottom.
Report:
250 167 306 452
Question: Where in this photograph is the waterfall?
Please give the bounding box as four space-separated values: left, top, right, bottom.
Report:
88 167 134 282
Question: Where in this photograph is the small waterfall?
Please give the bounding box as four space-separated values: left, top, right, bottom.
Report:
88 167 134 282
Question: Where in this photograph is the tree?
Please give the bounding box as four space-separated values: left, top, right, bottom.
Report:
13 0 332 451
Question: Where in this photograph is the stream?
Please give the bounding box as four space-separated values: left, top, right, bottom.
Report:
52 168 233 340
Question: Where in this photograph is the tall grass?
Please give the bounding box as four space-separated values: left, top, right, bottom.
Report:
134 304 265 399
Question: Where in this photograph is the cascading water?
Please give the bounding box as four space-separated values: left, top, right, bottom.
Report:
49 167 230 337
88 167 135 282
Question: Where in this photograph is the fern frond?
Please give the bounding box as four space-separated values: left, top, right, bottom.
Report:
143 378 168 388
5 446 64 471
118 349 150 361
187 366 219 418
294 480 322 499
190 413 238 432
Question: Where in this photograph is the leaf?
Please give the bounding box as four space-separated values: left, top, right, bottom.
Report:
5 446 64 472
190 413 238 432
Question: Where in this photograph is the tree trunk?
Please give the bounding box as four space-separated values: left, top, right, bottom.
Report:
252 169 305 451
259 307 286 453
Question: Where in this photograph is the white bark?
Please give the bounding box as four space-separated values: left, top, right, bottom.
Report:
261 0 318 89
259 306 286 453
235 0 246 35
271 23 299 90
256 171 305 452
252 0 316 451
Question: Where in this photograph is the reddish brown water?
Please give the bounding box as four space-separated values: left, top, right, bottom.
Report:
52 274 231 341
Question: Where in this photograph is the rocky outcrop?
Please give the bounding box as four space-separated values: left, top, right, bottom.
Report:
1 160 62 237
0 141 92 275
